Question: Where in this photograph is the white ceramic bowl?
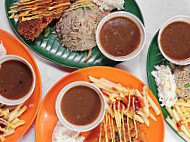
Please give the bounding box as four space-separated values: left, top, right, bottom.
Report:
158 15 190 65
96 11 146 61
55 81 105 132
0 55 36 106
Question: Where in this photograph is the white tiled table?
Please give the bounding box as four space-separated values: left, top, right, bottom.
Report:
1 0 189 141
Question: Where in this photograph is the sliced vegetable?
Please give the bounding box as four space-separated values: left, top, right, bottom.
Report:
184 83 190 88
86 6 91 10
44 26 52 38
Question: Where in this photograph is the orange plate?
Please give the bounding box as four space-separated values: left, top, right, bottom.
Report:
0 29 42 142
35 66 164 142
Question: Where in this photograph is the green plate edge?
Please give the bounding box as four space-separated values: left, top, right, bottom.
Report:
147 32 187 142
5 0 144 69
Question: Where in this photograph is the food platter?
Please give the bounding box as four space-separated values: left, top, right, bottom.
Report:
146 32 188 141
35 66 164 142
0 29 42 142
5 0 144 69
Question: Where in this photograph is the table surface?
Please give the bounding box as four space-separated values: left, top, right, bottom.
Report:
1 0 190 141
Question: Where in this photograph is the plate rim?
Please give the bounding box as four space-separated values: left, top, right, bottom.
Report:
146 31 187 142
5 0 144 69
35 66 165 142
0 29 42 141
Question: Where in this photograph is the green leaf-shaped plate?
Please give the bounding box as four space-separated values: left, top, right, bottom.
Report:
5 0 144 69
147 32 187 142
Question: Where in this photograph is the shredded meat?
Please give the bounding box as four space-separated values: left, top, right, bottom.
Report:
174 65 190 100
55 5 105 51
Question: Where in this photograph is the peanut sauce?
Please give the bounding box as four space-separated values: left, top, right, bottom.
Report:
0 60 33 100
100 17 141 57
160 21 190 60
61 85 101 126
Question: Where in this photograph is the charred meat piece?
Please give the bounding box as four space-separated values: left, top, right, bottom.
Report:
10 0 71 40
94 115 146 142
17 14 62 40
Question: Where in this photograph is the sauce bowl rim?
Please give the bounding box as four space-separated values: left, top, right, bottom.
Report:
55 81 106 132
0 55 36 105
157 15 190 65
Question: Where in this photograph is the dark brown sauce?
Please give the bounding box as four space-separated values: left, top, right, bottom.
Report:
61 85 101 126
100 17 141 57
0 60 33 100
161 21 190 60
